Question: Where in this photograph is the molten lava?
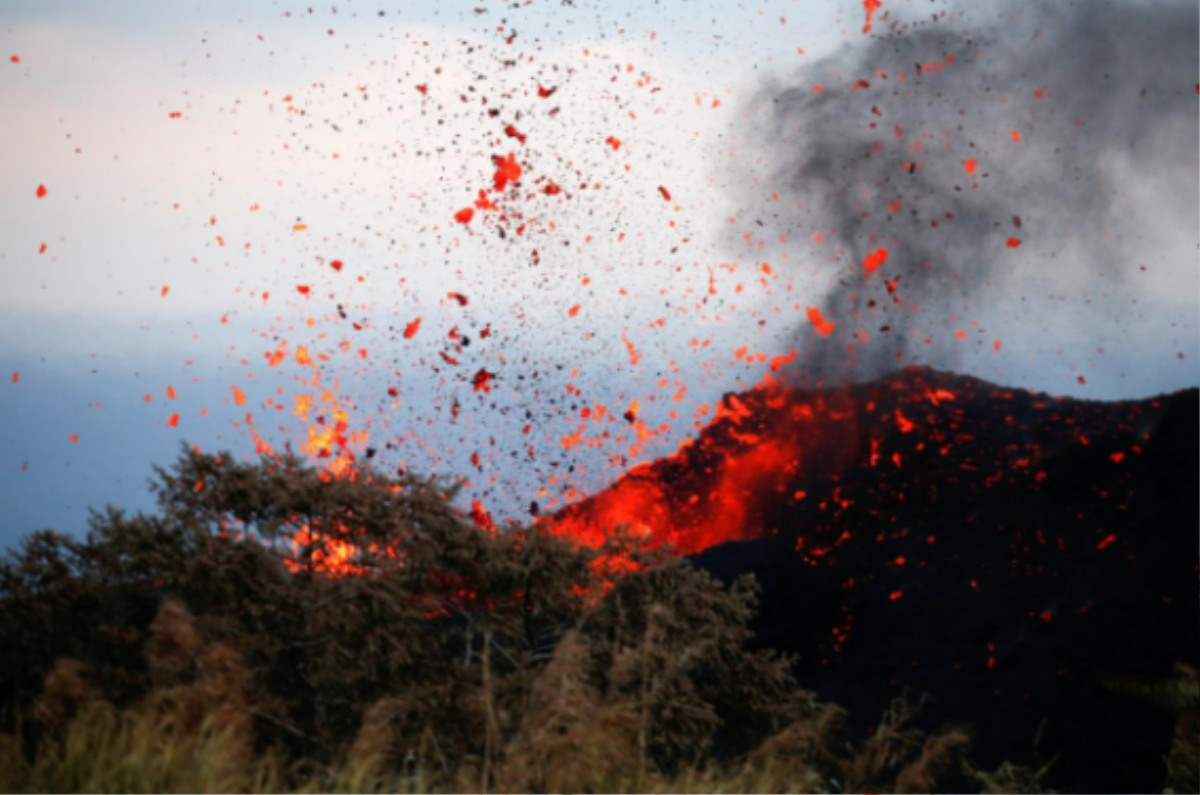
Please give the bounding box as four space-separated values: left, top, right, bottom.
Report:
543 367 1182 560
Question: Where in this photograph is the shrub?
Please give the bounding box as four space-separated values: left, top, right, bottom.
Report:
0 446 821 789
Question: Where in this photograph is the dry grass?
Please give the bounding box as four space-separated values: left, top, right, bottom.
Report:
0 602 1065 795
1 452 1187 793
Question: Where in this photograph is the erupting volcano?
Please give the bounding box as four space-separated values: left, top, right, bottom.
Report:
550 367 1199 792
547 367 1193 557
1 0 1196 792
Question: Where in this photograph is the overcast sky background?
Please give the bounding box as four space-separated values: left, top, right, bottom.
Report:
1 0 1196 550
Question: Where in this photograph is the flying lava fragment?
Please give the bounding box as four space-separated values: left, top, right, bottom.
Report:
472 369 495 393
863 0 883 33
863 247 889 273
493 153 522 192
807 307 836 336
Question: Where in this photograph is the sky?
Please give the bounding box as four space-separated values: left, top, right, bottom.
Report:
1 0 1197 549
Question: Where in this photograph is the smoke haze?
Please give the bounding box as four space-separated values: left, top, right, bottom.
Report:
730 0 1198 382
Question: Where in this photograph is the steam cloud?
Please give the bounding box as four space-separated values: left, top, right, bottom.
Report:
731 0 1198 382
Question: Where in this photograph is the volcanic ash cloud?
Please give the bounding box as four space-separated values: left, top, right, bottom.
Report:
728 0 1199 383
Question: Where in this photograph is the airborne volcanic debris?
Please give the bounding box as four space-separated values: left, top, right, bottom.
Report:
730 0 1199 383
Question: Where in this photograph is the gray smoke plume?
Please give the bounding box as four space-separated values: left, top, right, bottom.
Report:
730 0 1198 383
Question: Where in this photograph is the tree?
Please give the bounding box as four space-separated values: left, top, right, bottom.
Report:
0 445 808 783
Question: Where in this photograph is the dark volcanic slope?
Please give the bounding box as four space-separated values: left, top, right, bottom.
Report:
552 367 1199 793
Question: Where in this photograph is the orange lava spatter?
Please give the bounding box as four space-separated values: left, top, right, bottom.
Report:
493 152 523 192
863 247 889 273
807 306 836 336
541 367 1174 563
862 0 883 33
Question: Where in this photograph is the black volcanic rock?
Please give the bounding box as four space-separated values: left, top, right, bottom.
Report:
565 368 1198 793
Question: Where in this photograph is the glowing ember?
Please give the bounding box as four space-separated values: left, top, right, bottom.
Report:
493 152 523 191
807 307 836 336
862 0 883 33
863 247 889 273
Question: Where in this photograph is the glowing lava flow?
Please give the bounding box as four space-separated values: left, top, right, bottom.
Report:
543 384 830 555
542 366 1180 568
